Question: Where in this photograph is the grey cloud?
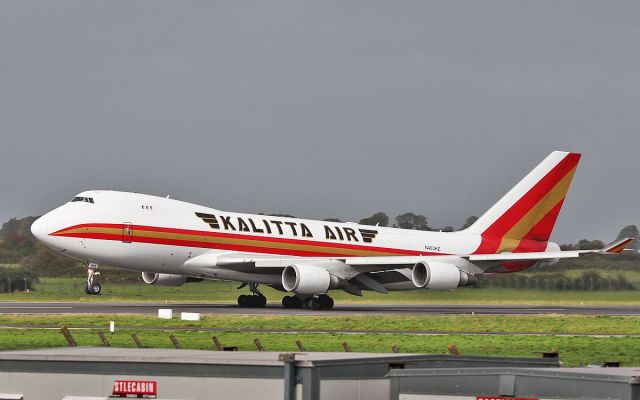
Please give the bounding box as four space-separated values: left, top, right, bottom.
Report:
0 1 638 243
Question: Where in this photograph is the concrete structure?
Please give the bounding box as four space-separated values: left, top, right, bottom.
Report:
389 367 640 400
0 347 559 400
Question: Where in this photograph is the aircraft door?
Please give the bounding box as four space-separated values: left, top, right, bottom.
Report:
122 223 133 243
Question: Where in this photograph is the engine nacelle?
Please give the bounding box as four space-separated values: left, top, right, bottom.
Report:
141 272 187 287
411 261 471 290
281 264 339 294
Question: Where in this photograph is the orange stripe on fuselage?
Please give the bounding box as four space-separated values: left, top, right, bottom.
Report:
51 223 441 258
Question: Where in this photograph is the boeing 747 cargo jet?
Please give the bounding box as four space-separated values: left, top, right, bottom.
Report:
31 151 633 309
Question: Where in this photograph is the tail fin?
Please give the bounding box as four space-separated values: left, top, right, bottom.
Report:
466 151 581 253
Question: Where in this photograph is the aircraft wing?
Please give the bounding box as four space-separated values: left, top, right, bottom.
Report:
185 237 636 276
346 237 637 265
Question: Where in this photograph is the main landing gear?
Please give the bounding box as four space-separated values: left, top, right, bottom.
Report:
85 263 101 295
234 283 335 310
282 294 334 310
237 283 267 308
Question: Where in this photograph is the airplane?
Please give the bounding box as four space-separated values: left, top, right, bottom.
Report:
30 151 634 310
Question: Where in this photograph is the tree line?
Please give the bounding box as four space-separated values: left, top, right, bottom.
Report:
323 211 638 251
321 212 478 232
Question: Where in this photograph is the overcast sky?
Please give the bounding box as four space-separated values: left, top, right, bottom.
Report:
0 1 638 244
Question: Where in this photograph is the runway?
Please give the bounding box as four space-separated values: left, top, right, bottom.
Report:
0 302 638 316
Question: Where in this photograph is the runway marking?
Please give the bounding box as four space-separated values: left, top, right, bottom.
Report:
0 303 639 316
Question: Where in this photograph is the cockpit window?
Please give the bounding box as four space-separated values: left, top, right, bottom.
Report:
72 196 94 204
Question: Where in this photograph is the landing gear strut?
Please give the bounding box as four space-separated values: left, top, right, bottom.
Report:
237 283 267 308
85 263 101 295
282 294 334 310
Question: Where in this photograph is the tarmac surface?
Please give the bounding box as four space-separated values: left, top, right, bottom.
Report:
0 302 638 315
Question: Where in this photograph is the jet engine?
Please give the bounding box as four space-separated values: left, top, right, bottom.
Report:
411 261 473 290
141 272 187 287
281 264 340 294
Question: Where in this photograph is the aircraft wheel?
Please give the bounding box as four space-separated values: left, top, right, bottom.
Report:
239 294 266 308
291 296 303 308
282 295 303 308
253 295 267 308
89 282 101 295
282 296 294 308
318 294 334 310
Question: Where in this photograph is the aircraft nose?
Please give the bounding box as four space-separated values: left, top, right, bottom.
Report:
30 215 49 242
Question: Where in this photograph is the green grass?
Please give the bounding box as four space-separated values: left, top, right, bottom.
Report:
1 277 639 304
0 328 636 367
1 314 640 335
1 314 639 367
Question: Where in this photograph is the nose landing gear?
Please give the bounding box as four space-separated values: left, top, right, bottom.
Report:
237 283 267 308
85 263 101 295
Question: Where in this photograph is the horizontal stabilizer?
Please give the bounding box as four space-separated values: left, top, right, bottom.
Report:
468 251 580 262
599 237 636 254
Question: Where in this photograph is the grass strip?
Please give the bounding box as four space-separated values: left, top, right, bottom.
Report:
1 314 639 335
0 328 637 367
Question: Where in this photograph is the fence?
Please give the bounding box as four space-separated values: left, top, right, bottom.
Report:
0 276 35 293
0 272 636 294
0 277 239 294
478 273 635 291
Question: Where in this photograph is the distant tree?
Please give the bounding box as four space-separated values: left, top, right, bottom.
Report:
616 225 639 240
20 243 82 276
460 216 478 230
441 226 454 232
0 216 38 263
323 218 343 222
560 243 575 251
395 213 430 231
265 213 296 218
0 218 19 241
1 216 37 247
577 239 606 250
616 225 639 251
359 212 389 227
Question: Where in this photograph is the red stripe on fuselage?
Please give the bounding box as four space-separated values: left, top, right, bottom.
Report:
52 223 441 257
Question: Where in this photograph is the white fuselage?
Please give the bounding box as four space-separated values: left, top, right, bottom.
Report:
31 190 484 276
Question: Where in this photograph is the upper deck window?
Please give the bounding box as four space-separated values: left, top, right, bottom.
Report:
72 196 94 204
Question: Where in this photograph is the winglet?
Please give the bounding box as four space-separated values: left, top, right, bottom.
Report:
600 238 636 254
